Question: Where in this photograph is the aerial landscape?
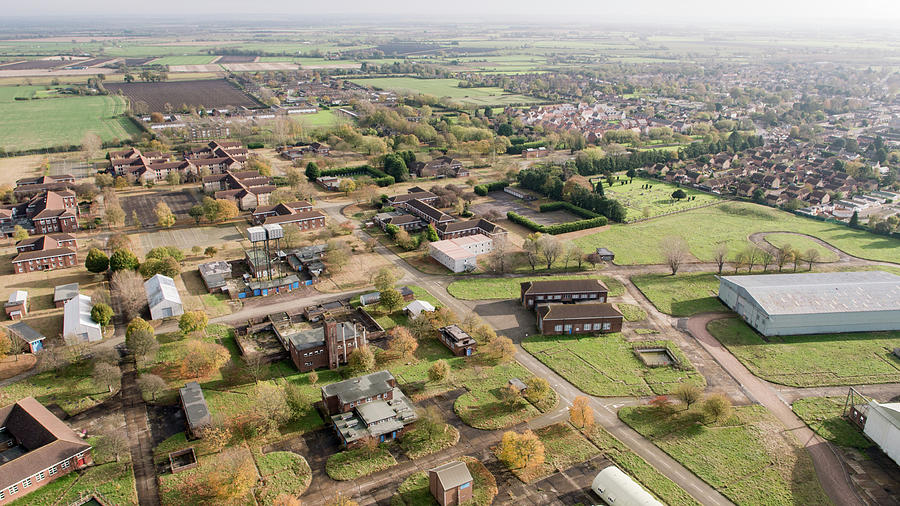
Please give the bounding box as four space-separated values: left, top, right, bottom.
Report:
1 1 900 505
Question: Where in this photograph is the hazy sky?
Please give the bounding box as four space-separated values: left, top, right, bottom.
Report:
5 0 900 25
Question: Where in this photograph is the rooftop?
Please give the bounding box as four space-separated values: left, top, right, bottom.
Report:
144 274 182 307
537 303 624 320
523 278 608 295
53 283 79 303
430 461 474 490
322 370 395 405
179 382 211 430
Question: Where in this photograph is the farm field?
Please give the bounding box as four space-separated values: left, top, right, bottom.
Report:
620 405 829 506
447 274 624 300
147 55 219 65
631 272 727 317
574 202 900 265
602 177 722 221
707 317 900 387
104 79 259 113
521 333 705 396
0 85 139 151
792 397 874 449
348 77 541 106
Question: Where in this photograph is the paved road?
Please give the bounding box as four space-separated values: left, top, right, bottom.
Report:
687 313 865 506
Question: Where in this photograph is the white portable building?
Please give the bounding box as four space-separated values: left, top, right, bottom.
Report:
863 401 900 467
63 294 102 342
145 274 184 320
591 465 663 506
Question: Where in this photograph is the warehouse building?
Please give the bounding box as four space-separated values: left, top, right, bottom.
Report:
717 271 900 336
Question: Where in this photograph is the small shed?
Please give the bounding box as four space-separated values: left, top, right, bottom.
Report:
145 274 184 320
5 291 28 320
508 378 528 393
404 300 436 318
53 282 79 308
359 292 381 306
428 461 474 506
595 248 615 262
7 321 46 353
179 382 211 438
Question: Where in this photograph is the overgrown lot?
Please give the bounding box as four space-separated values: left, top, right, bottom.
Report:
631 272 727 316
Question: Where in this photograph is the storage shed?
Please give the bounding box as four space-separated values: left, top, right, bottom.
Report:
862 401 900 467
428 460 474 506
717 271 900 336
179 382 211 438
63 294 102 342
145 274 184 320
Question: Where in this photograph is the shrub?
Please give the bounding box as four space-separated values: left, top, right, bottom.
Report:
85 248 110 273
91 303 114 326
506 211 607 235
474 181 509 196
539 201 600 219
247 142 264 149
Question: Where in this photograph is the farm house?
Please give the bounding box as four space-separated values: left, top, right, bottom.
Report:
717 271 900 336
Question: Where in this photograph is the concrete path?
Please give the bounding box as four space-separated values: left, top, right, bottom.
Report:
686 313 865 506
119 358 161 506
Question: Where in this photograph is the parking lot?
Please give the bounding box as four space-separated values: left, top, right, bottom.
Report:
121 189 201 227
134 224 245 255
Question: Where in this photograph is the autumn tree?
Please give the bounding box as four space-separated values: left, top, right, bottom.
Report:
0 331 13 360
428 359 450 382
107 232 134 252
497 430 545 470
499 383 523 408
81 132 102 160
253 383 291 435
483 336 516 363
660 236 689 275
487 236 513 274
347 346 375 375
111 270 144 319
388 326 418 359
155 201 176 228
180 340 229 378
199 448 258 502
803 248 821 270
179 311 208 336
372 266 399 292
523 233 541 271
775 243 793 272
105 204 126 228
703 393 733 424
524 376 551 404
324 239 351 273
537 234 562 270
673 383 703 410
569 396 594 429
137 373 166 401
93 362 122 392
379 287 404 313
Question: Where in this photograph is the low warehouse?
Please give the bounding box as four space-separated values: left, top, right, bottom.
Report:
717 271 900 336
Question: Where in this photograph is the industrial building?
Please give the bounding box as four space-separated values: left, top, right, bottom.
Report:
717 271 900 336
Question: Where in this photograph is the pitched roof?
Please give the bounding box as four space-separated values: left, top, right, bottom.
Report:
144 274 182 308
53 283 79 303
179 382 211 430
7 321 45 344
12 247 76 263
430 461 473 490
537 303 623 320
321 370 395 405
522 278 608 295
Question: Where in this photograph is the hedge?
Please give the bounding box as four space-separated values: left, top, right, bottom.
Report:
506 141 547 155
474 181 509 196
507 211 607 235
539 201 599 219
247 142 264 149
319 165 396 187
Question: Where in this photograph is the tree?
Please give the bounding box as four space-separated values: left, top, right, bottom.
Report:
85 248 110 273
179 311 208 336
305 161 320 181
94 430 130 464
671 188 687 201
154 202 175 228
673 383 703 409
253 383 291 434
775 244 793 272
93 362 122 393
524 376 551 404
81 132 102 160
139 257 181 278
660 236 689 275
338 178 356 196
499 383 523 408
105 204 126 228
166 171 181 186
569 396 594 429
324 239 351 273
126 327 159 365
126 317 153 340
713 243 728 275
107 232 133 252
703 393 733 423
759 248 774 272
585 252 603 270
180 340 229 378
373 266 399 292
424 224 440 242
325 493 359 506
803 248 821 270
308 370 319 385
388 327 417 359
487 237 513 274
202 197 238 223
91 303 114 326
483 336 516 363
428 359 450 382
537 234 562 270
137 373 166 401
188 205 204 224
382 153 408 182
12 225 28 242
198 448 258 502
204 246 217 257
0 331 13 361
497 430 545 470
523 233 541 271
379 288 404 313
849 210 859 227
109 249 139 271
743 247 759 272
348 346 375 375
111 270 144 319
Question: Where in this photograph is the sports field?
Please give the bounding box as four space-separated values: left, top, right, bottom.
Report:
348 77 540 106
574 202 900 265
602 177 721 221
297 109 347 128
0 85 140 152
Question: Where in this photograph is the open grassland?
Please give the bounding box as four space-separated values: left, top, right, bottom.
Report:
574 202 900 265
792 397 873 449
0 85 139 151
0 357 117 416
348 77 540 106
632 272 727 317
620 405 829 506
707 318 900 387
764 233 840 263
447 274 624 300
297 108 347 128
603 177 722 221
9 460 137 506
522 333 705 396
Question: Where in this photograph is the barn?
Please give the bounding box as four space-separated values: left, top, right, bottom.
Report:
717 271 900 336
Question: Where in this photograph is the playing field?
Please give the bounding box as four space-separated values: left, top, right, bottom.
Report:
574 202 900 265
0 85 140 152
602 177 722 221
297 109 347 128
348 77 540 106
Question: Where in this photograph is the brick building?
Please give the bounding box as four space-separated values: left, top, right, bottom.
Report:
520 279 609 309
25 190 78 234
437 325 477 357
203 170 275 211
11 235 77 274
535 303 624 335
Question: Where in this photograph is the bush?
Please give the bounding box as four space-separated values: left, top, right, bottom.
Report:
109 249 139 271
247 142 264 149
318 165 395 187
539 201 600 219
85 248 110 273
91 303 114 326
474 181 509 196
506 211 607 235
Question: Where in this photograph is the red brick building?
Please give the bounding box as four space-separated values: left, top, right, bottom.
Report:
0 397 92 505
251 201 326 231
535 303 624 335
520 278 609 309
437 325 477 357
11 235 77 274
25 190 78 234
16 234 77 254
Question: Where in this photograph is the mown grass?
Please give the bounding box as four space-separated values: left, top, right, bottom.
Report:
792 397 873 449
574 201 900 265
326 446 398 481
522 333 705 396
708 318 900 387
620 405 829 506
764 233 840 263
631 272 727 317
603 176 722 221
447 274 624 300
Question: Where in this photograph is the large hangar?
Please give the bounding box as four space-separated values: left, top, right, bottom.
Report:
717 271 900 336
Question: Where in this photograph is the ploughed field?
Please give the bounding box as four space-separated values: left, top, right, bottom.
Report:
104 78 260 112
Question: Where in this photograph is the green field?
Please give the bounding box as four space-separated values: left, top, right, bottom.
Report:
522 333 705 396
620 405 829 506
348 77 540 106
792 397 873 449
764 233 840 263
297 109 347 128
0 85 139 151
447 274 624 300
707 318 900 387
574 202 900 265
603 177 722 221
149 55 219 65
631 272 727 317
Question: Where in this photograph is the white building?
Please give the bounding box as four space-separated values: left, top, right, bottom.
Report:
404 300 436 318
144 274 184 320
63 294 102 342
717 271 900 336
863 401 900 467
591 465 663 506
428 234 493 273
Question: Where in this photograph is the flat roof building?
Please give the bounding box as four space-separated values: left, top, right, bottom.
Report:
718 271 900 336
429 234 493 273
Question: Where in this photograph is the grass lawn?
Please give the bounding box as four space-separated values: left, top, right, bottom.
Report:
620 405 829 506
0 357 117 416
574 202 900 265
399 423 460 459
602 177 722 221
254 451 312 505
392 456 497 506
364 284 443 330
764 233 840 263
792 397 873 449
326 446 398 481
510 422 599 483
447 274 624 300
8 459 136 506
617 303 647 322
631 272 727 317
707 318 900 387
0 85 139 151
522 333 705 396
297 109 347 128
348 77 540 106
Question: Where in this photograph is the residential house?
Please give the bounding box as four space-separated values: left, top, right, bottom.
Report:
4 291 27 320
251 201 312 223
429 461 474 506
7 322 46 353
53 283 78 309
321 370 418 447
520 279 609 309
11 236 77 274
0 397 92 506
62 294 102 342
435 218 506 241
179 382 211 439
144 274 184 320
535 303 624 335
437 325 477 357
374 212 424 232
